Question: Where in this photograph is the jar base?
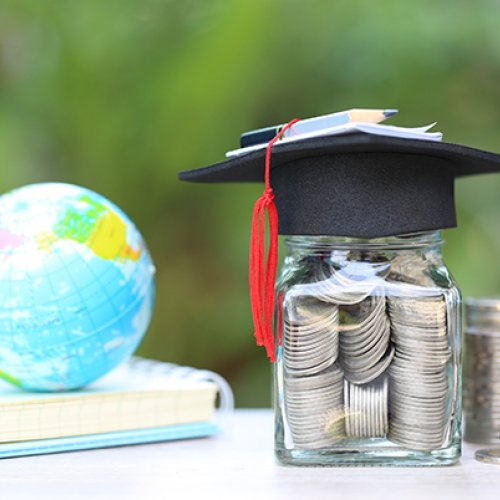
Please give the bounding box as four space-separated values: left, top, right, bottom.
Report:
275 442 461 467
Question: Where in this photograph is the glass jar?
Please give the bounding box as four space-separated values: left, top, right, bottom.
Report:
274 231 462 466
464 298 500 444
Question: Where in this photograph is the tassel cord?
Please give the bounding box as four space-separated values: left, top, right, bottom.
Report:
249 118 300 362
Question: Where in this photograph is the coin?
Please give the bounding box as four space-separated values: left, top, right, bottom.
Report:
311 263 380 305
475 449 500 465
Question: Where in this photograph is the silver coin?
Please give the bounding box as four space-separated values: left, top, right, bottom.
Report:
341 325 390 367
285 311 339 330
287 297 338 322
285 335 337 352
339 297 386 332
311 265 379 305
284 343 337 361
344 345 393 385
475 448 500 465
285 326 338 344
340 315 389 350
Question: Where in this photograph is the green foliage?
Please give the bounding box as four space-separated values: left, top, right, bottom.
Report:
1 0 500 406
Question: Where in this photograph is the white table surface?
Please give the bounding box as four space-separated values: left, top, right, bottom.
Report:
1 409 499 500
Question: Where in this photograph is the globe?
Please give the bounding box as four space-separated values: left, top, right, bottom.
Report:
0 183 155 391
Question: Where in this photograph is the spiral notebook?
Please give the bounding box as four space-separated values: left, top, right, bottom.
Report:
0 357 233 459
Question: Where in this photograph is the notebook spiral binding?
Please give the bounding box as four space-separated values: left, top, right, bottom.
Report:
128 357 235 416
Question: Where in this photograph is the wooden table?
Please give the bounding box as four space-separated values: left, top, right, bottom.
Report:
1 410 498 499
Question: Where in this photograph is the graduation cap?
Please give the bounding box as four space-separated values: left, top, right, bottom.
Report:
178 118 500 360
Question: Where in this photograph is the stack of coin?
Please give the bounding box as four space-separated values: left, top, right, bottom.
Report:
283 297 339 376
387 296 450 450
464 298 500 443
344 376 389 438
284 365 345 449
339 296 393 384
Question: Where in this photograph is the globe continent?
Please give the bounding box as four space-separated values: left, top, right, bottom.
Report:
0 183 155 391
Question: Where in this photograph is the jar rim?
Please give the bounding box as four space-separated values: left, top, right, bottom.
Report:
285 231 443 251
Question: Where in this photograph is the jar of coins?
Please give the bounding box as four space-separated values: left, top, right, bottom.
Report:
179 112 500 466
274 231 462 466
464 298 500 444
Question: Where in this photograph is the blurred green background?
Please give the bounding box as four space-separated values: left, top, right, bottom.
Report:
1 0 500 406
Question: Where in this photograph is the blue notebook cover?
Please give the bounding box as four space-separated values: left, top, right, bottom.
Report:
0 421 220 459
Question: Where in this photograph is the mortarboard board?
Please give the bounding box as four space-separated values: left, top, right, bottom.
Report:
178 132 500 238
178 121 500 360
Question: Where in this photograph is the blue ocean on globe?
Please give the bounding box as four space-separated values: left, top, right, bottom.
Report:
0 183 155 391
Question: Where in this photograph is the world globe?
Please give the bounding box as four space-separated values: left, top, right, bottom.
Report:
0 183 155 391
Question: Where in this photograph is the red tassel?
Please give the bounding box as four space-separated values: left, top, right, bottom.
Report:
249 118 300 362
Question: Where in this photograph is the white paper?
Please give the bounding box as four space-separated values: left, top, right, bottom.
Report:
226 122 443 158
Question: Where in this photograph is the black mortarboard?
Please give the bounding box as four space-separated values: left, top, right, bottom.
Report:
179 123 500 362
178 133 500 238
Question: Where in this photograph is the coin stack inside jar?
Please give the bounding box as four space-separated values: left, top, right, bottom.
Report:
282 261 451 451
464 298 500 444
283 296 344 449
388 296 450 450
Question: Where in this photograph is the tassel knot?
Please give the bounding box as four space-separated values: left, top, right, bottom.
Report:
261 188 274 202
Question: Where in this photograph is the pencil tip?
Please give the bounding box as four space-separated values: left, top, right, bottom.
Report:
384 109 399 118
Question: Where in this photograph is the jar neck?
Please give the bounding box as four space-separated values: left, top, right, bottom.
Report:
284 231 443 256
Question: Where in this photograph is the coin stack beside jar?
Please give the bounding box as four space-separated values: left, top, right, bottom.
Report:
464 298 500 444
